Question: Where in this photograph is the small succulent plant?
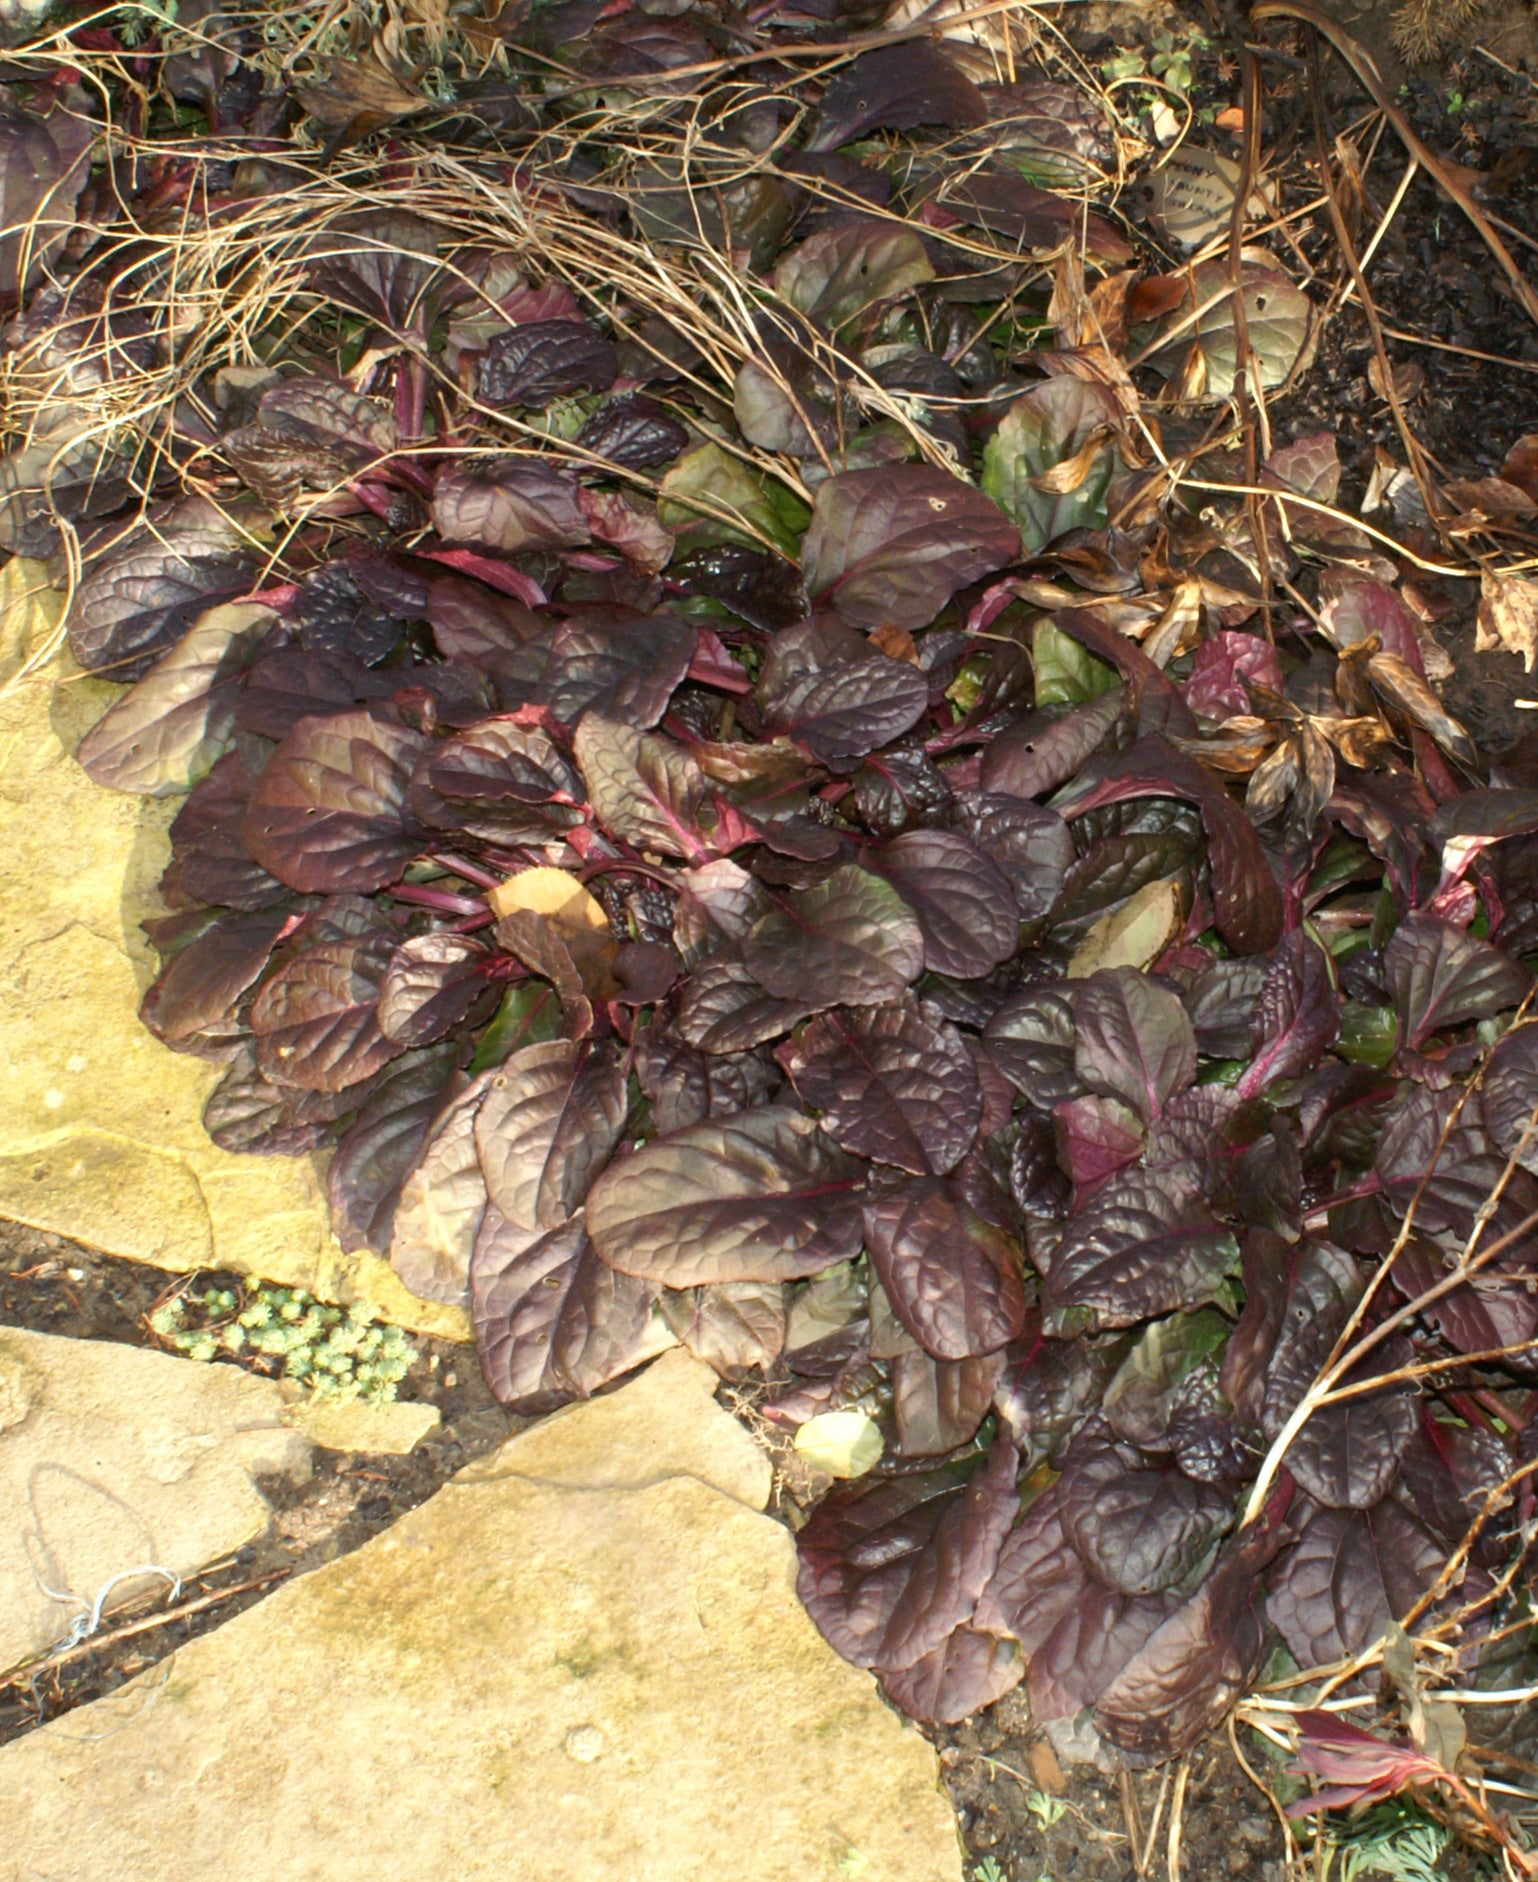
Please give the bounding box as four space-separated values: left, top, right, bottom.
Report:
149 1278 418 1406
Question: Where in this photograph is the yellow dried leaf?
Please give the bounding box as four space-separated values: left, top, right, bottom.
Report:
1477 572 1538 672
1028 426 1114 496
794 1410 884 1479
486 865 608 929
487 867 618 1010
1067 877 1182 978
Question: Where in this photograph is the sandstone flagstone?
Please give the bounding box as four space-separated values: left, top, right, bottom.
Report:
0 1352 964 1882
0 1327 311 1675
0 559 467 1339
283 1393 441 1455
458 1345 771 1504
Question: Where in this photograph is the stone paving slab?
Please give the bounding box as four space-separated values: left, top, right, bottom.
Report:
282 1394 442 1455
0 1327 311 1675
0 559 467 1340
0 1352 964 1882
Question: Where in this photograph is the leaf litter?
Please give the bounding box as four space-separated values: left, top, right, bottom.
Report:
2 0 1538 1852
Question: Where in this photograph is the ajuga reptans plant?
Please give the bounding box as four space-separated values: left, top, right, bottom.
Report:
1 0 1534 1771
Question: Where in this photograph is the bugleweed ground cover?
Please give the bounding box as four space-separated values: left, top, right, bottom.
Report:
2 0 1537 1866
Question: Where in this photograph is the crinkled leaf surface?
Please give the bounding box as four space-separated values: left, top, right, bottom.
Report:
743 864 925 1007
784 1002 981 1176
801 466 1019 631
1267 1501 1445 1669
586 1104 865 1285
245 710 428 894
250 933 405 1094
1073 967 1197 1126
863 1177 1027 1360
472 1209 657 1413
757 615 930 764
1386 913 1531 1053
1045 1172 1240 1333
796 1433 1018 1672
76 602 274 796
1058 1417 1234 1595
473 1039 629 1245
773 220 936 332
875 829 1020 980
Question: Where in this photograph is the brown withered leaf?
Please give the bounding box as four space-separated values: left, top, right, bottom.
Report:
1321 715 1396 768
1142 577 1203 669
1367 355 1425 404
1029 426 1115 496
488 867 621 1031
1477 571 1538 671
1367 652 1478 768
1291 718 1336 837
1245 736 1298 824
296 55 428 138
869 622 921 663
1501 435 1538 505
1442 477 1538 526
1174 717 1276 777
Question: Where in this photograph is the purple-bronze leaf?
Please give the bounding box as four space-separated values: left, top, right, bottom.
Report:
1057 734 1284 954
992 1316 1128 1468
77 602 274 797
1044 1173 1240 1333
573 713 712 861
980 691 1125 801
471 1208 657 1414
953 794 1076 925
806 41 987 152
675 953 816 1054
1262 1298 1417 1510
795 1432 1018 1673
864 1177 1027 1360
328 1045 462 1254
1237 929 1341 1098
1266 1501 1445 1670
377 933 495 1047
743 864 925 1007
1386 912 1532 1052
801 466 1019 632
972 1489 1174 1722
757 616 930 764
892 1347 1007 1455
875 829 1020 980
659 1281 787 1374
140 906 294 1049
586 1104 865 1286
879 1625 1024 1726
1094 1537 1271 1761
1073 968 1197 1126
784 1002 981 1176
431 458 588 554
250 933 406 1093
390 1072 494 1306
1054 1092 1145 1189
984 986 1083 1108
245 709 428 894
473 1039 629 1247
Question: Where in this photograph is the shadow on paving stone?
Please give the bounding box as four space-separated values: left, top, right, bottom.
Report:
0 1350 964 1882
